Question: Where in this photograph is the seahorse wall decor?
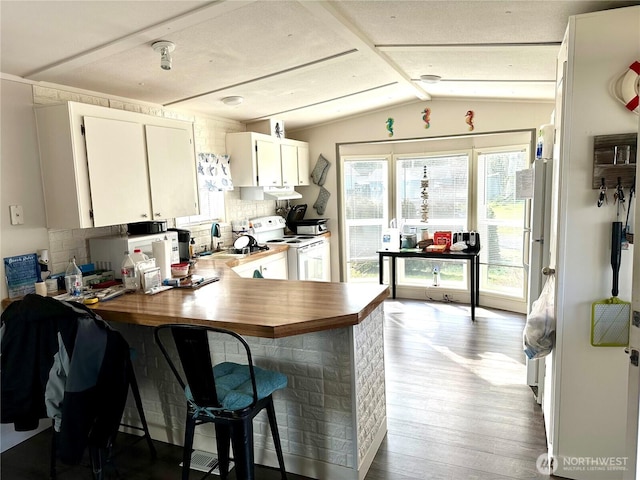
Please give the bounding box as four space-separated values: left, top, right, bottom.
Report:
386 117 394 137
422 107 431 129
465 110 475 131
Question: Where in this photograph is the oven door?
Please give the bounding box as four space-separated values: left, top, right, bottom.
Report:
296 240 330 282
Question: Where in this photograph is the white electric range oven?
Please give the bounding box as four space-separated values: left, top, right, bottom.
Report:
251 216 330 282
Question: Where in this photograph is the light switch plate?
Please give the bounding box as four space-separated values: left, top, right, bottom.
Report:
9 205 24 225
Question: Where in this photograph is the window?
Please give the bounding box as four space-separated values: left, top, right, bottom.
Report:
176 153 228 226
395 153 470 288
342 157 389 282
476 148 528 299
339 131 533 312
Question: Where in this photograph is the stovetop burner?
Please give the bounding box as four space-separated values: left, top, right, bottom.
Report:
265 235 325 248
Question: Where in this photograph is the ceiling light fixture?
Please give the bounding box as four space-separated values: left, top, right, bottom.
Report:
222 96 244 106
152 41 175 71
420 74 442 84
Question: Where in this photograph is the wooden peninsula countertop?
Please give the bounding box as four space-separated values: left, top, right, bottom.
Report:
22 246 385 339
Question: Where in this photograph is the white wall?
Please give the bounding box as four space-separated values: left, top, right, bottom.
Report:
0 80 50 302
291 99 555 281
0 79 52 449
551 7 640 480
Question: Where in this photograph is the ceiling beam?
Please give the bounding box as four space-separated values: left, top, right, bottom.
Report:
25 0 257 80
298 0 431 101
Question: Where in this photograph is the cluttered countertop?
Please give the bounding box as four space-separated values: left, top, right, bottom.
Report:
2 232 387 339
85 253 387 338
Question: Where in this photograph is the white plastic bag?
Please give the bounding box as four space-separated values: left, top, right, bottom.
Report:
523 275 556 359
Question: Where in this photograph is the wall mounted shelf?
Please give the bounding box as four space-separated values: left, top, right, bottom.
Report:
592 133 637 189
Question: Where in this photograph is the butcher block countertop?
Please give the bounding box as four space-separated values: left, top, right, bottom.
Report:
2 244 388 339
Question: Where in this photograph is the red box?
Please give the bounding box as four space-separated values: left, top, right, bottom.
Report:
433 231 452 250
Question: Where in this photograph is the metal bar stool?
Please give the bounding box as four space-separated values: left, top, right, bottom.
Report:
154 324 288 480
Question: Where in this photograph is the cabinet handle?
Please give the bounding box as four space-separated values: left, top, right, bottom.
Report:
155 213 162 217
141 214 148 218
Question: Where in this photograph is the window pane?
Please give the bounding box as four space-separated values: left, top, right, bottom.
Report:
477 150 528 298
395 154 469 288
396 155 469 232
399 258 466 287
343 159 388 282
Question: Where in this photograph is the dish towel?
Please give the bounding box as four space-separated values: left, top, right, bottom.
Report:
313 187 330 215
311 154 330 186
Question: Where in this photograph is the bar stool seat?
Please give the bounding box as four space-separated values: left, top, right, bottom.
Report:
154 324 288 480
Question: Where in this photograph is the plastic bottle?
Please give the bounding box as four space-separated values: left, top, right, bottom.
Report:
64 257 83 296
536 133 543 160
432 266 440 287
189 238 196 258
121 251 137 291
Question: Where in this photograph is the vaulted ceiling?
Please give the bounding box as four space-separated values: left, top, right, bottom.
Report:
1 1 637 129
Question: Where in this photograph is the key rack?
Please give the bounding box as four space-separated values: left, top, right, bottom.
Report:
592 133 637 189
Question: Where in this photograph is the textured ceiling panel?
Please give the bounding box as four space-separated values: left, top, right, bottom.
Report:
385 45 559 81
0 0 206 75
247 83 419 128
424 81 555 101
170 51 403 122
332 0 631 45
39 0 355 105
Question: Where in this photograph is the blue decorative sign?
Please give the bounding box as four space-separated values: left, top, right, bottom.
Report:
4 253 39 298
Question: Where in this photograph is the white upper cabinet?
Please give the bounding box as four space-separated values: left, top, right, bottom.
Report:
145 125 199 219
280 140 310 186
226 132 310 187
280 142 299 187
34 101 198 229
83 116 151 226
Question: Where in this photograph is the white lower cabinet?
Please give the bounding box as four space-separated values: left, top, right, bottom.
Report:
35 101 198 229
232 251 288 279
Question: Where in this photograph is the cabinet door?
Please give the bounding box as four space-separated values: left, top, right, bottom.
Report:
256 139 281 187
232 259 261 278
260 252 288 279
280 143 299 187
83 116 151 227
232 252 288 279
145 125 199 219
296 143 310 186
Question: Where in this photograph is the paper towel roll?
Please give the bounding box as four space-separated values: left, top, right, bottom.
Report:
540 124 554 159
152 239 172 281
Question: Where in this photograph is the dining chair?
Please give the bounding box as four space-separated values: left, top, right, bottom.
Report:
153 324 288 480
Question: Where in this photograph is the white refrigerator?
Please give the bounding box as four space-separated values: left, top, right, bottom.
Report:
525 155 554 404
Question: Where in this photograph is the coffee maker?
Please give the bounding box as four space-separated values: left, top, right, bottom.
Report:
168 228 191 261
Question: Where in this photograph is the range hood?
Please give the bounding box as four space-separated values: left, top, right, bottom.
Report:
239 186 302 201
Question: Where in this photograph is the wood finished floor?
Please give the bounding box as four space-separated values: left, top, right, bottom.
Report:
1 299 549 479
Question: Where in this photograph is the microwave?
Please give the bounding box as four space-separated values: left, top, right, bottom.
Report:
89 232 179 278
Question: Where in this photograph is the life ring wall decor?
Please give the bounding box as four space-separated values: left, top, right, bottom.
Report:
612 60 640 114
